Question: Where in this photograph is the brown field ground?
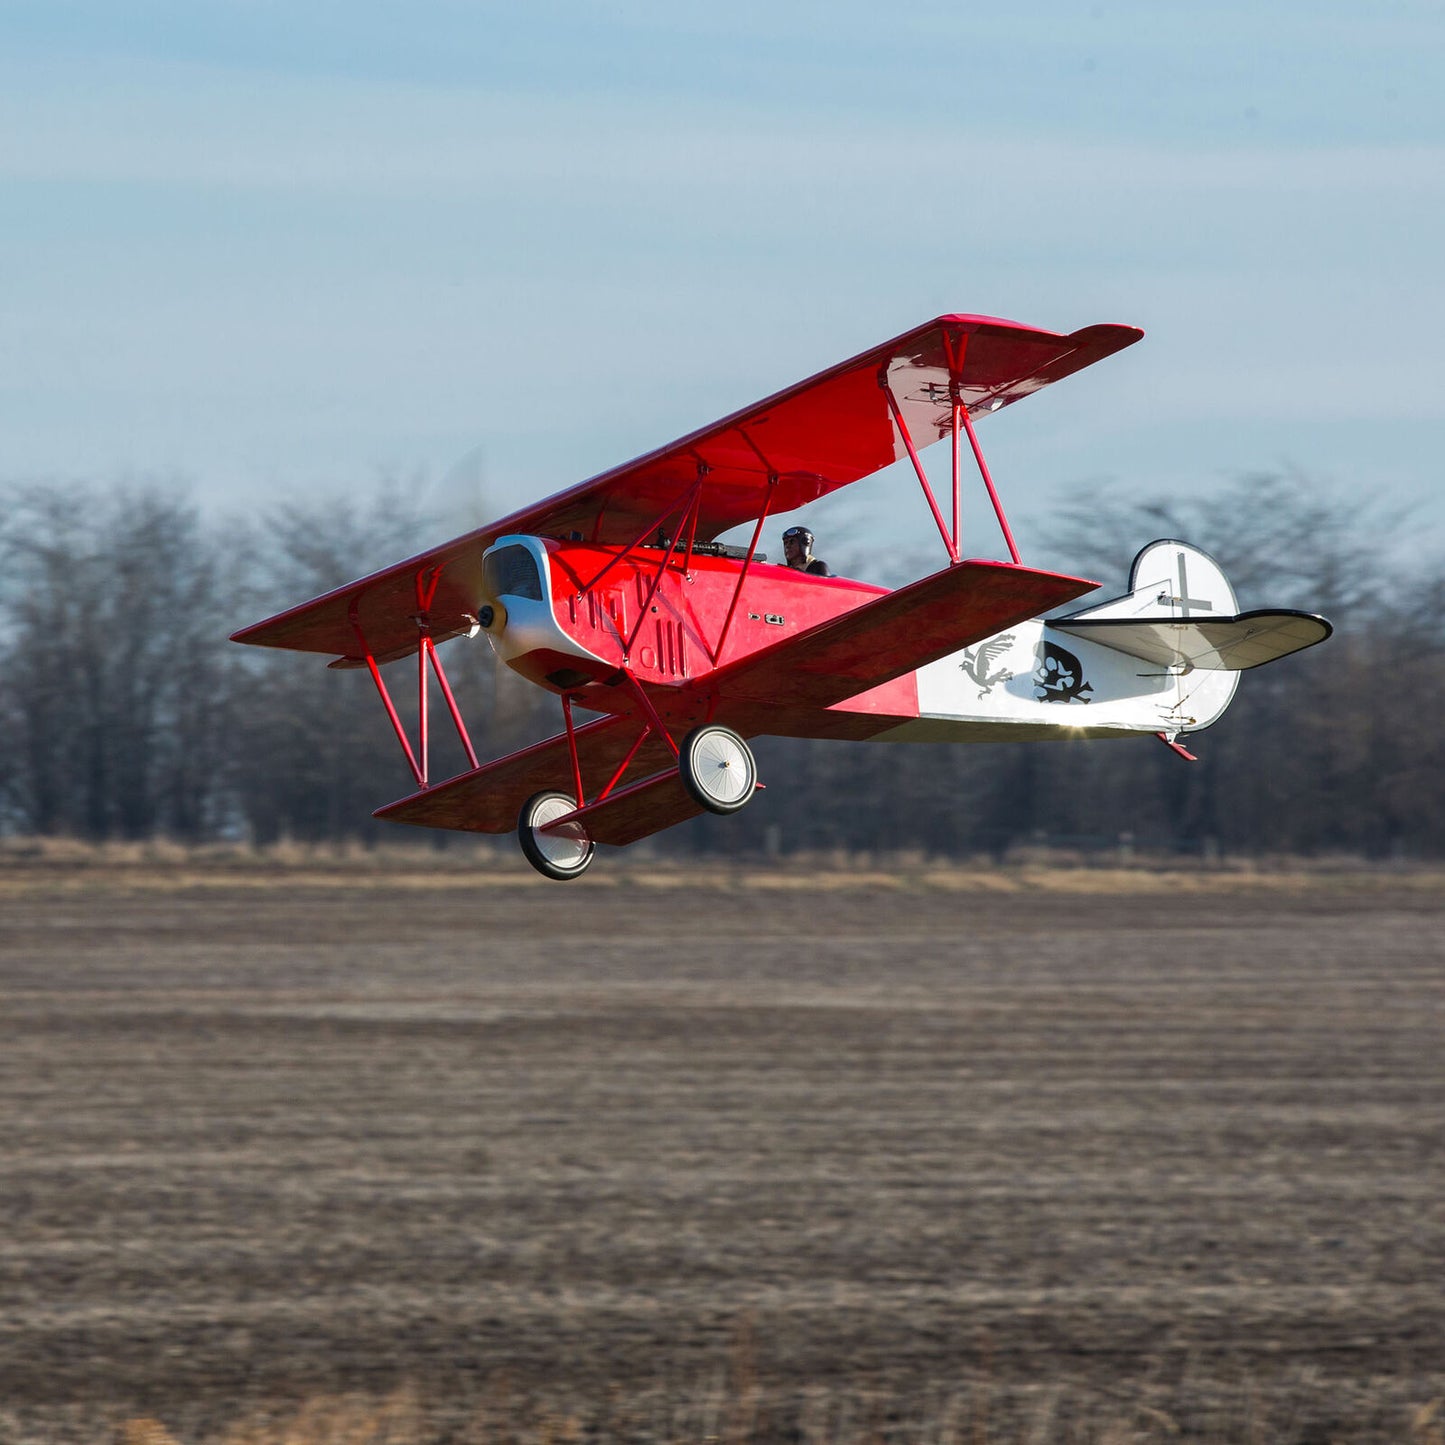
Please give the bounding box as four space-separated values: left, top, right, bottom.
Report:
0 851 1442 1443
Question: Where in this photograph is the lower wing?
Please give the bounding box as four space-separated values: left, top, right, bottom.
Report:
374 713 675 834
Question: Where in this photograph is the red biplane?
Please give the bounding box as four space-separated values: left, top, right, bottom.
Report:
232 314 1331 878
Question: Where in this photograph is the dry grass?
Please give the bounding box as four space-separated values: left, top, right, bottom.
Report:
0 835 1441 898
100 1376 1445 1445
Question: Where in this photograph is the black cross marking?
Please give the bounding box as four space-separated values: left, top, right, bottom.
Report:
1171 551 1214 616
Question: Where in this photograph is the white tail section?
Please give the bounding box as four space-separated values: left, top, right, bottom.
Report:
1052 540 1332 674
875 540 1330 748
1060 539 1237 623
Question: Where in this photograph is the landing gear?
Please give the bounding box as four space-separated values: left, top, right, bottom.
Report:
678 725 757 815
517 791 595 880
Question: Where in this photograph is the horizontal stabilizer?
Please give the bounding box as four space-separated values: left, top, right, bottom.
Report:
1052 610 1332 671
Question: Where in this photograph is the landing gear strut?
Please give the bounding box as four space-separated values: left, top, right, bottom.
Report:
517 724 758 878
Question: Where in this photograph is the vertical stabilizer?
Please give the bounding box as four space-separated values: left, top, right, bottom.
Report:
1060 540 1237 624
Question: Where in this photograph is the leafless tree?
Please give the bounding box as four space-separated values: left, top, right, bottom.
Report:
0 472 1439 858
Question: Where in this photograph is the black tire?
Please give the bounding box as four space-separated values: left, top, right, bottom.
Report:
678 725 757 815
517 791 595 880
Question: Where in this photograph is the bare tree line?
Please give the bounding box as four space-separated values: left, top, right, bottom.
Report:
0 475 1438 858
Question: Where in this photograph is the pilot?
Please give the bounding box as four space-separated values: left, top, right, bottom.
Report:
782 526 831 576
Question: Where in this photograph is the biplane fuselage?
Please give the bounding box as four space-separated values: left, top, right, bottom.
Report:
232 313 1332 878
487 533 887 694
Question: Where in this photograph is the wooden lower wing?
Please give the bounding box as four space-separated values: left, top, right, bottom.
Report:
374 714 675 834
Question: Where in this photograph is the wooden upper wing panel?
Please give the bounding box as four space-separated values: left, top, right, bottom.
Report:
231 315 1141 659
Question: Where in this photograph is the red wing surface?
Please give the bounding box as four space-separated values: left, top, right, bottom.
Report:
231 315 1140 662
699 560 1096 724
526 315 1140 544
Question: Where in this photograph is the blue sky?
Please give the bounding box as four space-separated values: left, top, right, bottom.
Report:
3 1 1442 566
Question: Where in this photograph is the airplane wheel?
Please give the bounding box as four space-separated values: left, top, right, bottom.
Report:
678 725 757 815
517 791 595 880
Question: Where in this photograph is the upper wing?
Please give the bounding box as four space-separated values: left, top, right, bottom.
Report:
495 313 1142 547
232 314 1141 660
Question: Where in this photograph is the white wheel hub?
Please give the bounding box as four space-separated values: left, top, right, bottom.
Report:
679 725 758 815
693 731 751 806
529 795 590 869
517 791 595 879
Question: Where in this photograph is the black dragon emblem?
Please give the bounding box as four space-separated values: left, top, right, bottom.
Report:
1035 641 1093 704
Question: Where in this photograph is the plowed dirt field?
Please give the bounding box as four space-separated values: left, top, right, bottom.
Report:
0 859 1441 1442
